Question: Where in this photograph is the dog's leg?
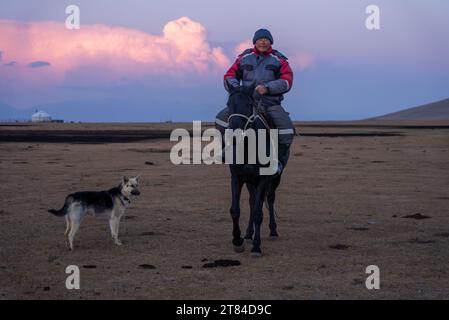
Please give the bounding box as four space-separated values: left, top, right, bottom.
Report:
67 207 82 251
115 216 122 245
109 216 122 246
67 220 80 251
64 215 71 249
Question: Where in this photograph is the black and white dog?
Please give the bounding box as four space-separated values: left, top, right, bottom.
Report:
48 176 140 250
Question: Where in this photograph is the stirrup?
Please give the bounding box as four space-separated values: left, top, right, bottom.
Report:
275 162 284 175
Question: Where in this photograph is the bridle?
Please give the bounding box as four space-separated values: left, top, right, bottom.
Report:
227 95 270 131
221 92 278 168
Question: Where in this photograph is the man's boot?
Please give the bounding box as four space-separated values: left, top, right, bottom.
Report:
275 143 290 175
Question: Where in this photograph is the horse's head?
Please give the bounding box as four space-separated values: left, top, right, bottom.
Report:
226 82 256 130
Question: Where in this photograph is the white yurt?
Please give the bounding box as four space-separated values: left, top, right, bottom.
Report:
31 110 52 122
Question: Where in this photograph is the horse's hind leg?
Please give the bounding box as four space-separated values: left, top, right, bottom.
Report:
230 176 244 252
267 176 281 239
244 183 256 241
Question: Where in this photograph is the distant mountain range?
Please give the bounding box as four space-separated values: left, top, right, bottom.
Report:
367 98 449 120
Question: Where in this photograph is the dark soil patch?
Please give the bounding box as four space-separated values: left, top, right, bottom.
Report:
329 244 349 250
47 256 58 263
402 213 431 220
299 132 403 138
0 130 171 143
140 231 155 236
282 285 294 290
128 148 170 153
139 264 156 269
349 227 369 231
408 238 436 244
434 233 449 238
203 259 241 268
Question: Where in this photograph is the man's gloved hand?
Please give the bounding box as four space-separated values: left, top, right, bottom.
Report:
255 84 268 95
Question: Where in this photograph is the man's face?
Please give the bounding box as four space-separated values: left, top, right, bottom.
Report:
255 38 271 53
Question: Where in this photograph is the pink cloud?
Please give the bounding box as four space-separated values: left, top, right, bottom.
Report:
233 39 253 56
289 52 316 71
0 17 230 88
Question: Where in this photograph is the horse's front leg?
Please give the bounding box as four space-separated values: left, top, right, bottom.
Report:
251 179 269 257
230 175 245 252
244 183 256 241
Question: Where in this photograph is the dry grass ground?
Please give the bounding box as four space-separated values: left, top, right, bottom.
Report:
0 121 448 299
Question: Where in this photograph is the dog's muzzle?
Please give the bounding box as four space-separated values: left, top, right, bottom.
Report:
131 190 141 196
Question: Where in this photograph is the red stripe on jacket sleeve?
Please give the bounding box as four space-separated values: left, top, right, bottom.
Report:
224 57 241 80
279 58 293 89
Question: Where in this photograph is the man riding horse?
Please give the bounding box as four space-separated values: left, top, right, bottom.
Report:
215 28 295 173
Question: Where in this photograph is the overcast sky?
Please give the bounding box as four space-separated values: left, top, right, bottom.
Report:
1 0 448 121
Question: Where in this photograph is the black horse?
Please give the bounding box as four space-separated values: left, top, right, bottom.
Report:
224 84 289 257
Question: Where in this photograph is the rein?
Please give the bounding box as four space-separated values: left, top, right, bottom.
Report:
227 97 270 131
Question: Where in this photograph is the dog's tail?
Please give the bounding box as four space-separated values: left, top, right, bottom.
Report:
48 196 72 216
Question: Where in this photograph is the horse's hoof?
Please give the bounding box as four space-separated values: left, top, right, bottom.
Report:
232 238 244 247
269 234 279 240
233 243 245 253
250 251 262 258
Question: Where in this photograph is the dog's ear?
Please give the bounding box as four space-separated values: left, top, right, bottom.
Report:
135 174 141 183
122 176 129 185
